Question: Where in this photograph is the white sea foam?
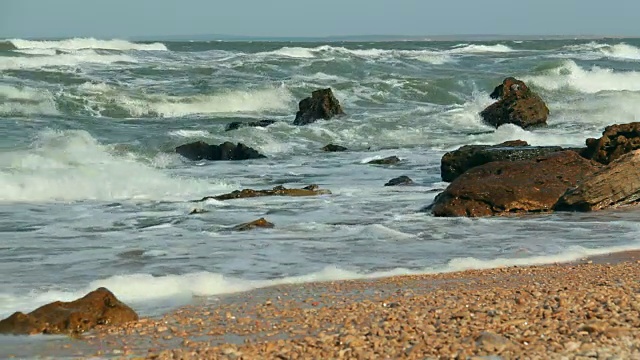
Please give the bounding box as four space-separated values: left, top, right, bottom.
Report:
0 50 136 70
0 84 59 116
12 48 59 56
168 130 214 138
9 38 167 51
448 44 515 54
0 129 226 202
1 243 638 318
600 43 640 60
524 60 640 93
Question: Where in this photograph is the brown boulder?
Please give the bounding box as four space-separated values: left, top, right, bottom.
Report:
368 156 401 165
384 175 414 186
293 88 345 126
581 122 640 164
176 141 266 161
555 150 640 212
431 151 601 217
0 288 138 335
322 144 348 152
232 218 275 231
480 77 549 129
197 185 331 202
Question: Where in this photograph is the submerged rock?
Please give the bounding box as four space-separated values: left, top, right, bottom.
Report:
0 288 138 335
322 144 348 152
384 176 414 186
480 77 549 129
293 88 345 126
197 185 331 202
431 151 601 217
225 120 277 132
232 218 275 231
440 140 571 182
581 122 640 164
555 150 640 212
176 141 266 161
368 156 401 165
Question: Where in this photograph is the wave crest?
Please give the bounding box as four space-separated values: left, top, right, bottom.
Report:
8 38 167 51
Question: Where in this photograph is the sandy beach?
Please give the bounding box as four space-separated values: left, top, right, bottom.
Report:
4 251 636 359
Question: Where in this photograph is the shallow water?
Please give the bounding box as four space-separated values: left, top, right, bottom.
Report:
1 37 640 325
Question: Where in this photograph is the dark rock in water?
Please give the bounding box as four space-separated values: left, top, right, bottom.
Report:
176 141 266 161
197 185 331 202
480 77 549 129
384 176 414 186
581 122 640 164
0 288 138 335
189 208 209 215
440 140 572 182
293 88 345 126
368 156 401 165
225 120 277 132
232 218 275 231
431 151 601 217
322 144 348 152
555 150 640 212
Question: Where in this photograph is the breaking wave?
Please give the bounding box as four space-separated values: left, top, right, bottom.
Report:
7 38 167 51
0 50 136 70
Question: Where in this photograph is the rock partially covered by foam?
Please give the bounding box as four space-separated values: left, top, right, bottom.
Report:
225 120 277 132
0 288 138 335
480 77 549 129
581 122 640 164
176 141 266 161
197 185 331 202
293 88 345 126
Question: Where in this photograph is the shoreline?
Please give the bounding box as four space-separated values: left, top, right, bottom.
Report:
4 249 639 359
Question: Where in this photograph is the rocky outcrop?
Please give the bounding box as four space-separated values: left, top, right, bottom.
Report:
176 141 266 161
197 185 331 202
582 122 640 164
431 151 601 217
0 288 138 335
322 144 348 152
384 176 414 186
232 218 275 231
555 150 640 212
225 120 277 132
480 77 549 129
293 88 344 126
441 140 571 182
368 156 401 165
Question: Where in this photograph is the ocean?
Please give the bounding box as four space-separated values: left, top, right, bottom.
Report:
1 37 640 322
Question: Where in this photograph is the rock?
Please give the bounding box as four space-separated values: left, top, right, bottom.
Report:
431 151 601 217
225 120 277 132
0 288 138 335
197 185 331 202
441 141 575 182
232 218 275 231
475 331 514 353
322 144 348 152
293 88 345 126
176 141 266 161
384 176 414 186
480 77 549 129
555 150 640 212
189 208 208 215
368 156 401 165
581 122 640 164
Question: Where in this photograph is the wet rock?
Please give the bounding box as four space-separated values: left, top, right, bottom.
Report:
0 288 138 335
431 151 601 217
384 176 414 186
232 218 275 231
581 122 640 164
480 77 549 129
555 150 640 212
197 185 331 202
322 144 348 152
441 140 571 182
176 141 266 161
225 120 277 132
293 88 345 126
368 156 401 165
189 208 209 215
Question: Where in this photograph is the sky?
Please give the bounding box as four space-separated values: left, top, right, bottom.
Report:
1 0 639 39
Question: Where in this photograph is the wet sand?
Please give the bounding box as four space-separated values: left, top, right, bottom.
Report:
4 251 640 359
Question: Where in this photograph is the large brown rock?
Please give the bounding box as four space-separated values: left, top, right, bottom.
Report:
293 88 344 126
197 185 331 202
431 151 601 217
555 150 640 212
232 218 275 231
480 77 549 129
176 141 266 161
0 288 138 335
582 122 640 164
